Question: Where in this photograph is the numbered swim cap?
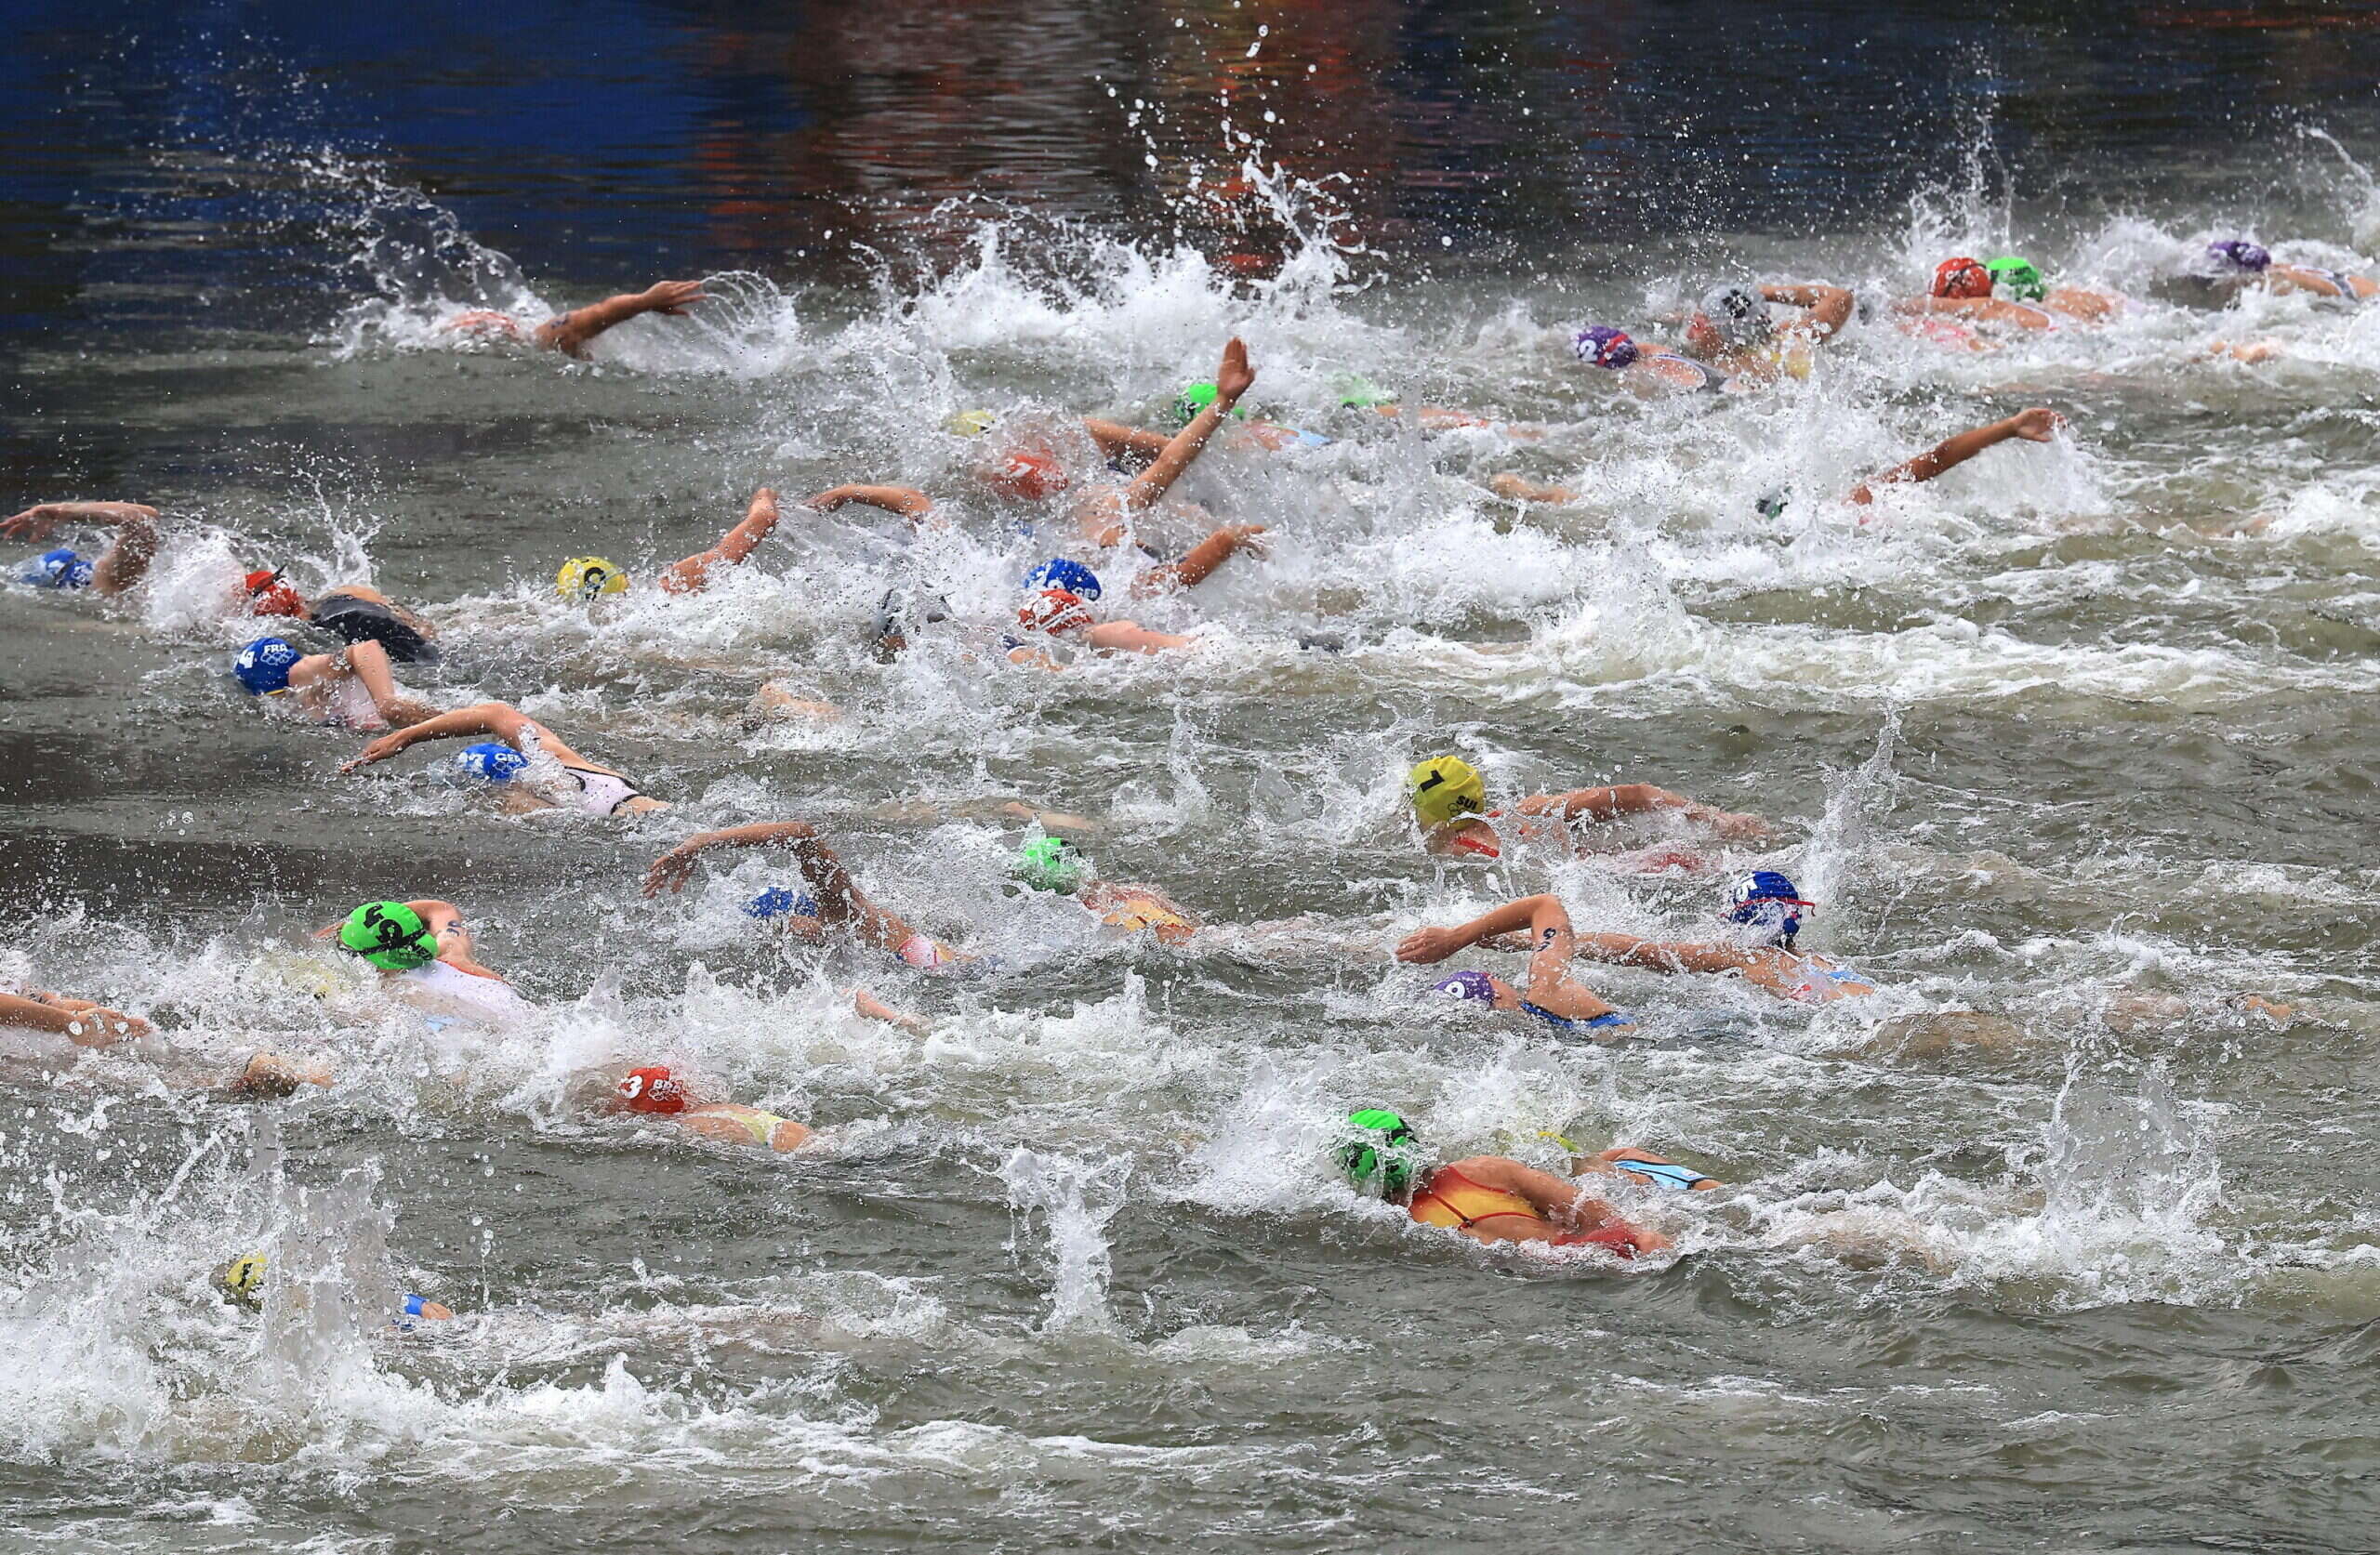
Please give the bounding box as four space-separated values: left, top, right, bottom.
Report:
1013 837 1086 893
556 556 628 600
25 547 95 589
1017 588 1094 635
455 742 528 782
744 886 820 919
1025 559 1102 600
231 637 303 695
218 1252 268 1309
1405 756 1486 826
1698 284 1773 347
1338 1108 1422 1198
1572 325 1640 369
985 451 1069 502
243 569 305 617
1932 257 1992 300
618 1066 688 1114
1985 256 2045 301
1727 870 1816 945
2209 239 2271 273
1171 382 1249 427
1431 970 1498 1004
946 409 998 437
337 901 439 971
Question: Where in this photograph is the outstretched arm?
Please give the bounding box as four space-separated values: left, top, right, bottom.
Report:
340 701 531 772
1082 620 1197 654
1131 524 1266 596
2 501 163 595
533 280 709 358
1762 282 1855 342
805 484 936 523
642 820 821 896
1566 930 1756 977
1514 783 1773 841
0 990 152 1045
1079 417 1171 468
1395 893 1569 966
1114 336 1255 521
1849 407 2062 506
661 488 784 595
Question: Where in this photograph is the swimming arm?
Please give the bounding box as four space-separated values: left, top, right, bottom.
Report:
1119 336 1254 517
805 484 936 523
0 990 151 1045
1762 283 1854 341
1083 620 1198 653
660 487 784 594
1849 408 2062 506
1079 418 1171 468
1395 893 1571 966
1565 931 1756 977
339 702 543 772
1 501 161 595
1448 1155 1645 1239
1130 524 1267 596
1514 784 1773 840
641 821 821 896
533 280 709 358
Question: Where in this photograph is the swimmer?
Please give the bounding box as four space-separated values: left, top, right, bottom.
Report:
445 279 711 359
1570 324 1741 396
0 988 152 1046
216 1251 453 1324
1394 892 1634 1041
1975 256 2122 323
1681 282 1856 383
553 487 794 602
612 1064 812 1153
1010 836 1199 945
1074 336 1255 548
1335 1109 1670 1258
1403 754 1773 863
643 820 976 976
340 703 667 817
1002 586 1201 666
2200 239 2380 304
1564 870 1874 1005
1894 257 2070 334
318 899 534 1026
231 637 438 731
244 573 441 664
3 500 160 595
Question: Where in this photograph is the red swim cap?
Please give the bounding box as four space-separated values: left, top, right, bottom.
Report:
618 1066 688 1114
1932 257 1991 299
244 571 305 617
1017 588 1093 635
984 450 1069 502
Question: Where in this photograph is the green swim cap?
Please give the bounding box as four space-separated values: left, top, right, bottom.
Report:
1013 837 1086 894
1338 1108 1421 1198
1171 382 1248 428
337 901 437 971
1334 373 1396 408
1986 256 2045 302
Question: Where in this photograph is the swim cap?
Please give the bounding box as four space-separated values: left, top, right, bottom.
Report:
1017 588 1093 635
1572 325 1640 369
1013 836 1085 893
1727 870 1816 944
1755 490 1792 521
1697 285 1773 347
1171 382 1249 427
1932 257 1992 300
618 1066 688 1114
2209 239 2271 273
946 409 998 437
1985 256 2045 301
1337 1108 1422 1198
231 636 303 695
1024 559 1102 600
455 742 528 782
243 569 305 616
1431 970 1498 1004
1334 373 1396 408
25 547 95 589
744 885 820 919
337 901 439 971
556 556 628 600
218 1252 268 1309
1405 756 1487 826
985 451 1069 502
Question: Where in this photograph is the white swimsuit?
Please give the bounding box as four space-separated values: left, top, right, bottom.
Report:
515 724 645 815
395 960 530 1025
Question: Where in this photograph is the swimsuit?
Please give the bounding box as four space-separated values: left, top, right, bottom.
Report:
692 1104 795 1148
1782 955 1870 1004
397 959 530 1025
515 725 645 816
311 593 438 664
1099 895 1193 937
1408 1165 1646 1258
1518 1001 1632 1034
1611 1158 1715 1193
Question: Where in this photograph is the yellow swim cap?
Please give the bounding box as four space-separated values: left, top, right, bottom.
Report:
556 556 628 600
946 409 997 437
218 1251 267 1309
1406 756 1486 826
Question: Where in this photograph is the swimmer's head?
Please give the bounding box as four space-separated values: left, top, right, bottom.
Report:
1337 1108 1423 1199
24 547 95 589
1695 285 1773 349
1017 587 1094 635
1024 558 1102 600
1405 755 1487 827
1932 257 1993 300
455 742 528 783
1572 325 1640 369
217 1251 268 1309
1429 970 1500 1006
337 900 440 971
2209 239 2271 273
1013 836 1086 894
1171 382 1249 428
243 569 305 617
617 1065 689 1114
1985 256 2046 301
231 637 303 696
1334 373 1396 408
984 451 1069 502
1755 489 1792 521
556 556 628 601
1726 869 1816 946
946 409 998 437
744 885 820 919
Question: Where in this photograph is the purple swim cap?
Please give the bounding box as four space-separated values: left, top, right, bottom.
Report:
2209 240 2270 273
1572 325 1640 369
1430 970 1498 1003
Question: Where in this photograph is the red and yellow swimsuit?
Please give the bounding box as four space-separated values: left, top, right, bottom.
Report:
1407 1165 1646 1258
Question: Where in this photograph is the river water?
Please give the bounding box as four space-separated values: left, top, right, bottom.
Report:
4 4 2379 1551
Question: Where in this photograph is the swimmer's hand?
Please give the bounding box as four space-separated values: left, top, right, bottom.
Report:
2006 407 2064 442
2 501 158 541
639 280 710 317
641 844 706 897
339 731 416 774
1214 336 1255 404
61 1001 151 1046
1395 927 1468 965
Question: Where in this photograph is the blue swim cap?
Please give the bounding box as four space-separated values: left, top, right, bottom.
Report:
1025 559 1102 600
24 547 94 589
231 637 303 695
1728 870 1815 943
745 885 820 919
455 742 529 782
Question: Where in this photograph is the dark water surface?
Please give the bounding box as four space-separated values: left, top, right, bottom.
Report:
5 5 2380 1553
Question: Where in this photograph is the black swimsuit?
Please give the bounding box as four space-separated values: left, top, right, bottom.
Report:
311 592 438 664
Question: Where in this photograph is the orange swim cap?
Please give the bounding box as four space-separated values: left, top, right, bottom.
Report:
984 450 1069 502
618 1066 688 1114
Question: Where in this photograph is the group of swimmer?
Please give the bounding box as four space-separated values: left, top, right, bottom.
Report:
7 229 2352 1282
